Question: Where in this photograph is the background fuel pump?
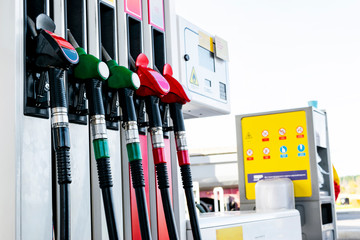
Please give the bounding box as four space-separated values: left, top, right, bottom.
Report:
67 32 120 240
135 53 180 240
27 14 79 240
161 63 202 240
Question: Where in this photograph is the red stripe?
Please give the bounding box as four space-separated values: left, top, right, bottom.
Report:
152 147 166 165
177 150 190 166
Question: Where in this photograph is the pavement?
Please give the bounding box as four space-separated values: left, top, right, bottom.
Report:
337 209 360 240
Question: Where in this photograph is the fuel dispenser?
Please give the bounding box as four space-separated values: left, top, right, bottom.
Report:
135 53 180 239
161 64 202 240
67 31 123 240
102 46 153 240
119 1 155 239
27 11 79 240
87 0 124 238
55 1 93 239
236 107 337 240
142 1 181 239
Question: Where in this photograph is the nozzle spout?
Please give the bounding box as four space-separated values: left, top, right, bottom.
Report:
27 16 38 38
67 29 79 48
101 46 112 62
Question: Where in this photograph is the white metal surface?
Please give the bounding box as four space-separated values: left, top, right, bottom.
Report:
187 210 302 240
177 16 230 119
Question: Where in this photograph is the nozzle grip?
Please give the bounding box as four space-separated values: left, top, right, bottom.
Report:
169 102 185 132
119 88 137 122
86 79 106 116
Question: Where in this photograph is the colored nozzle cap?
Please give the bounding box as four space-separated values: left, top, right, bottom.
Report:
161 64 191 104
106 60 140 90
73 47 109 81
135 53 170 98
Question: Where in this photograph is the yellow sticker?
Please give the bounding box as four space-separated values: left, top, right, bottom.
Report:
190 67 199 86
199 31 214 53
216 226 243 240
242 111 312 199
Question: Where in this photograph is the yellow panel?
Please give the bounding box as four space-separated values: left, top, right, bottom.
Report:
198 31 214 53
216 226 243 240
241 111 312 199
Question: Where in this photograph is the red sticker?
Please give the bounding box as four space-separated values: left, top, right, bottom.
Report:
279 136 287 140
279 128 286 136
262 138 269 142
247 157 254 161
296 126 304 134
297 135 304 138
246 149 253 156
262 130 269 137
263 156 271 159
263 147 270 155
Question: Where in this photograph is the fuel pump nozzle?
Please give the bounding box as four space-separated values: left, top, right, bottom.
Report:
27 14 79 240
161 64 202 240
102 47 152 240
134 54 180 240
67 30 119 240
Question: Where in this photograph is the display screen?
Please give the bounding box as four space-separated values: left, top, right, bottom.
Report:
198 45 215 72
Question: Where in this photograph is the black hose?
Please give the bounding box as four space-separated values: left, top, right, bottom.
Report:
101 188 118 240
156 163 179 240
59 184 71 240
96 157 118 240
130 160 152 240
181 165 202 240
49 69 72 240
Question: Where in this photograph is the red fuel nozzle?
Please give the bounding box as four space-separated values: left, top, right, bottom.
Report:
161 64 190 105
135 53 170 98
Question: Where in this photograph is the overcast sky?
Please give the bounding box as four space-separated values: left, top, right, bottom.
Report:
175 0 360 177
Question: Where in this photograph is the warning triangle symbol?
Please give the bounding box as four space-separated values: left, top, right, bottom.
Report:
190 67 199 86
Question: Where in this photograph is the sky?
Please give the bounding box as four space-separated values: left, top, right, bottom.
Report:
175 0 360 177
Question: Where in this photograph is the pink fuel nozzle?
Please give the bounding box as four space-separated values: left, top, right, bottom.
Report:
135 53 170 98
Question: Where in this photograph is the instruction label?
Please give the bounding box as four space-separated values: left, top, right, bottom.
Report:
241 110 312 199
248 170 308 183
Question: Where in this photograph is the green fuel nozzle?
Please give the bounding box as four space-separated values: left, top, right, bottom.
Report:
67 30 109 81
67 30 119 240
101 46 140 90
102 46 152 240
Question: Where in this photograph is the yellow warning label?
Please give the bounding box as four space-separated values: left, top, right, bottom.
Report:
199 31 214 53
190 67 199 86
216 226 243 240
242 111 312 199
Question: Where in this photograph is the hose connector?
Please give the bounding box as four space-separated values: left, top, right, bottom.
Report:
124 121 140 144
150 127 165 149
51 107 69 128
91 115 108 140
175 131 188 151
